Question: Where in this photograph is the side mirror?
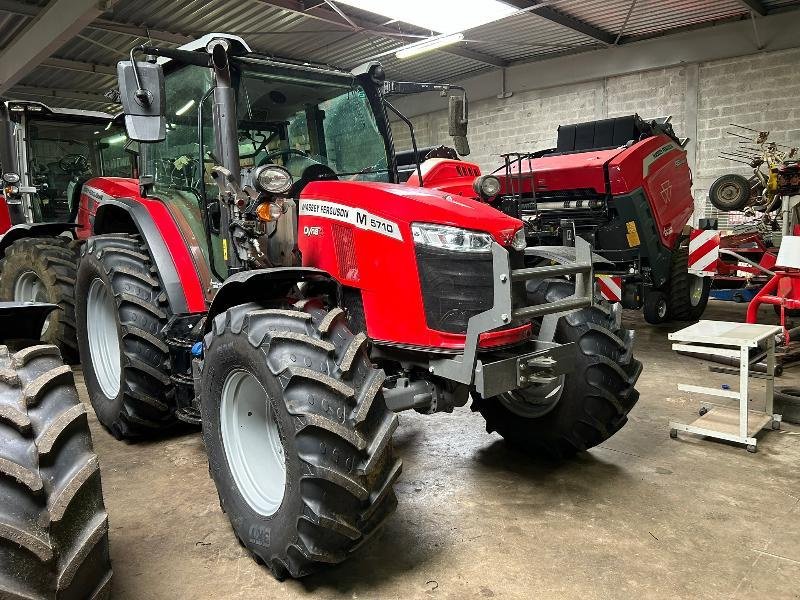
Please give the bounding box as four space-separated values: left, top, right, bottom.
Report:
448 95 470 156
117 60 166 142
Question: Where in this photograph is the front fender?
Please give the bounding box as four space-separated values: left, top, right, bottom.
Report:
204 267 337 334
0 222 75 257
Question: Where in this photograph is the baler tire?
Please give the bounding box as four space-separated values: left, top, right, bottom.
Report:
709 173 752 212
0 237 80 363
473 280 641 460
643 290 670 324
668 240 711 322
201 301 401 579
75 234 178 439
0 344 112 599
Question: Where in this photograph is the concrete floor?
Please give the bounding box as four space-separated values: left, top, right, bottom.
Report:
79 300 800 600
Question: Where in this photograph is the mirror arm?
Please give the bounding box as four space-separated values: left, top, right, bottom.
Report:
128 47 153 107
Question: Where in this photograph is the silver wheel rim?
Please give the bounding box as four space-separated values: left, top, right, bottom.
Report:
688 274 705 307
220 370 286 517
498 375 565 419
658 298 668 319
86 278 121 399
14 271 50 335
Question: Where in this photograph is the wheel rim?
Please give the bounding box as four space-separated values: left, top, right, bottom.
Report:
497 375 565 419
13 271 50 335
86 278 121 399
220 369 286 517
718 181 743 203
657 298 668 320
688 274 705 307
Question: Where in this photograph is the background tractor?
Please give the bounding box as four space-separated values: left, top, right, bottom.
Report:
62 34 640 579
0 301 112 599
0 101 132 361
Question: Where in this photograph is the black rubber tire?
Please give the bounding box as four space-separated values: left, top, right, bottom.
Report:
75 234 177 439
201 301 401 579
0 344 112 599
473 280 642 459
709 173 753 212
773 304 800 318
643 289 670 324
0 237 80 363
668 239 711 321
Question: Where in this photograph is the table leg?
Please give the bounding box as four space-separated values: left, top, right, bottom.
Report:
740 346 749 441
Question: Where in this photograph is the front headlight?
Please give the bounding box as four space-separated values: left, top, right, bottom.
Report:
2 172 20 184
473 175 501 199
254 164 293 194
510 227 527 251
411 223 493 253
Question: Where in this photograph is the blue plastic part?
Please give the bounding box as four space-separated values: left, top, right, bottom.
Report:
721 384 731 390
191 341 204 357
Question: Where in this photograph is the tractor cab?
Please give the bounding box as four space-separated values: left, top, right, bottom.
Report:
0 101 131 231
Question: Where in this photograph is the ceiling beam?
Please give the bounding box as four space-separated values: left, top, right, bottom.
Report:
0 0 190 45
41 57 117 76
9 85 113 106
737 0 768 16
0 0 112 93
503 0 617 45
259 0 508 67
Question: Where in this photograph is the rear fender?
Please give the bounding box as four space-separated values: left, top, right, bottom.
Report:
0 301 59 342
204 267 337 334
0 222 76 257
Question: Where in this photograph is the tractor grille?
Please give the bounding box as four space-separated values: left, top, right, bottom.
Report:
415 245 525 334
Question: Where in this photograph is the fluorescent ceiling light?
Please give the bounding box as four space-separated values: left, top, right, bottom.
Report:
395 33 464 59
106 134 126 144
335 0 516 34
175 99 195 116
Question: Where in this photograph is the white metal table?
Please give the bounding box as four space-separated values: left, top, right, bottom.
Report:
668 320 783 453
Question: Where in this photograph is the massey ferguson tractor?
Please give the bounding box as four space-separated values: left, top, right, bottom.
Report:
482 115 712 324
60 34 640 579
0 101 132 362
0 301 113 600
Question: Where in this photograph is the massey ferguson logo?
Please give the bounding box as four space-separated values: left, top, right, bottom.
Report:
303 226 322 236
660 180 672 204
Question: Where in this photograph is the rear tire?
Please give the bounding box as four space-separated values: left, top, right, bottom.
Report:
473 280 642 459
668 239 711 321
0 237 80 363
75 234 177 439
0 344 112 599
709 173 753 212
201 301 401 578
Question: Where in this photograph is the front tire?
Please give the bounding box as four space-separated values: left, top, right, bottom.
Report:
201 301 401 579
473 280 642 459
75 234 177 439
0 237 80 363
0 344 112 599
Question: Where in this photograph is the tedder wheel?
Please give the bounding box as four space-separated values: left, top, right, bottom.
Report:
643 290 670 324
0 237 80 363
668 237 711 322
473 279 642 460
709 173 753 212
200 301 401 579
75 234 177 439
0 344 112 599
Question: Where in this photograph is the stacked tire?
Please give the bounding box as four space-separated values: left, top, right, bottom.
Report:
0 344 112 599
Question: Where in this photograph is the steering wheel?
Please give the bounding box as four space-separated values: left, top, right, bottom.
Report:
257 148 311 167
58 154 89 174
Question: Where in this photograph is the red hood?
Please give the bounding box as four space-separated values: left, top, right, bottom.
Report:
302 180 523 246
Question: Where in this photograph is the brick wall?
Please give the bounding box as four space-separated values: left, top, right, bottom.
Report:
392 46 800 228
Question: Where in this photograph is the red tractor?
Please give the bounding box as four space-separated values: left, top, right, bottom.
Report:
0 101 132 361
473 115 711 325
66 34 639 579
